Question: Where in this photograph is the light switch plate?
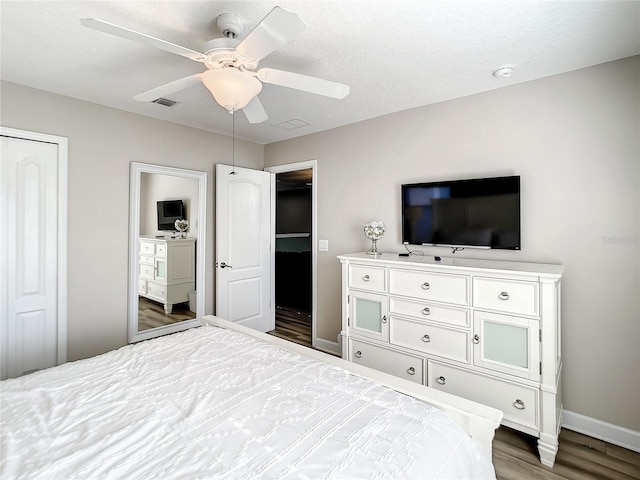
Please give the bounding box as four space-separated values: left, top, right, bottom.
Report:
319 239 329 252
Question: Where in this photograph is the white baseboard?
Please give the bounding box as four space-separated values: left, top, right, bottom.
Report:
562 410 640 453
313 337 340 356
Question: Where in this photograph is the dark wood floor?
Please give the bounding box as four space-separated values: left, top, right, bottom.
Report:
494 426 640 479
268 305 312 347
138 296 195 331
269 313 640 479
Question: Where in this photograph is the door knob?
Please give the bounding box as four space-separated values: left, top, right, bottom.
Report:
217 262 233 269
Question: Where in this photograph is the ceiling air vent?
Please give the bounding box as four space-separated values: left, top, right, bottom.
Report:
152 97 177 107
273 118 311 130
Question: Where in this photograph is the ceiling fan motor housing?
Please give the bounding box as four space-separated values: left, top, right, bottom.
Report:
202 37 257 71
217 13 242 38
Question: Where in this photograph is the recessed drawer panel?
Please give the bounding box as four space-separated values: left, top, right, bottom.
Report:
146 281 166 301
473 277 539 317
428 360 538 430
139 254 155 265
350 338 423 384
389 297 469 328
349 264 386 293
139 263 155 279
390 316 469 363
139 241 155 255
156 243 167 257
138 278 147 295
389 268 469 305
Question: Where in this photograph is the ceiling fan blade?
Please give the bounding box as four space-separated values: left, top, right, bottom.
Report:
80 18 205 62
236 7 307 62
134 74 203 102
257 68 350 99
242 96 268 124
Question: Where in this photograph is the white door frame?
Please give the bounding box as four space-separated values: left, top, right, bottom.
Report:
0 126 68 370
265 161 318 349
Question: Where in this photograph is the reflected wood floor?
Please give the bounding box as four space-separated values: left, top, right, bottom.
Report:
265 307 640 479
267 306 312 348
493 426 640 479
138 296 195 331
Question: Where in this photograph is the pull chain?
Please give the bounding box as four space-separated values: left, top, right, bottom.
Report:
229 109 237 175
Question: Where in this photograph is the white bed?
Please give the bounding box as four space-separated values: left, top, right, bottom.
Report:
1 316 501 479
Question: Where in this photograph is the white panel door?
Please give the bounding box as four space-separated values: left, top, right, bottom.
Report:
216 164 274 332
1 131 66 379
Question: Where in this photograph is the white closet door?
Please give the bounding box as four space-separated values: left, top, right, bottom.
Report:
1 130 67 379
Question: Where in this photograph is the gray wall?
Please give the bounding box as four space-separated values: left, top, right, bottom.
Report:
265 57 640 431
2 55 638 433
1 80 264 361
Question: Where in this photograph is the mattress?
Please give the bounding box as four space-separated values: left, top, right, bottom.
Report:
1 326 495 479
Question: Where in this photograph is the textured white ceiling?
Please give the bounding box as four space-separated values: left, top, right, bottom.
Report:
1 1 639 144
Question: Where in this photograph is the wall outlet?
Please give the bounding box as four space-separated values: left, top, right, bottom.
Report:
319 239 329 252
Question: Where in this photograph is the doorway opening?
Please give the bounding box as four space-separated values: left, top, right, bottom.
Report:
266 163 316 349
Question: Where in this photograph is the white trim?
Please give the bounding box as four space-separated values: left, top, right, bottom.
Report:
313 337 340 356
562 410 640 453
128 162 207 343
0 126 68 366
265 161 318 349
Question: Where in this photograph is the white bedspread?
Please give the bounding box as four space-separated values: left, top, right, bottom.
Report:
1 326 495 479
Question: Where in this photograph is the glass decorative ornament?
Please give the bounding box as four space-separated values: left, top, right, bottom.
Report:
174 219 189 239
364 221 385 256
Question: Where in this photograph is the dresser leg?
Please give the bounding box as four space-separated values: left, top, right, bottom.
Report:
537 437 558 467
164 303 173 315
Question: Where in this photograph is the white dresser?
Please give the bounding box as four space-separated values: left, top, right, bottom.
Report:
338 252 563 467
138 236 196 314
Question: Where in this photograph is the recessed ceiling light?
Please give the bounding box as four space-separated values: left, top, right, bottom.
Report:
493 65 514 78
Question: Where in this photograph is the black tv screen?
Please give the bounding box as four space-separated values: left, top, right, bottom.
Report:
157 200 184 231
401 176 520 250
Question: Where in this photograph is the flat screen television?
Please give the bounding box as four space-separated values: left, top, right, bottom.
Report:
401 176 520 250
157 200 184 231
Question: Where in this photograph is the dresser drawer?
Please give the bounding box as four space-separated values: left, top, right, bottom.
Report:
350 338 423 384
156 243 167 257
389 268 469 305
139 263 155 279
139 241 155 255
139 254 155 265
428 360 538 431
474 277 539 317
349 264 386 293
390 316 469 363
138 278 147 295
389 297 469 328
146 281 166 301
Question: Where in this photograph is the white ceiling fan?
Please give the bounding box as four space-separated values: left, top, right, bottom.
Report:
81 6 350 124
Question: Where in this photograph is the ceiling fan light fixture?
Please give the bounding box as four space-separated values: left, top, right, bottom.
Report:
201 67 262 112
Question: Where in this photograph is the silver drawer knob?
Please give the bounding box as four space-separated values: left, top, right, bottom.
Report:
513 399 525 410
407 367 416 376
473 334 480 344
422 334 430 343
436 376 446 385
421 307 430 315
354 351 362 359
381 315 387 324
422 282 430 290
363 275 370 282
499 291 510 301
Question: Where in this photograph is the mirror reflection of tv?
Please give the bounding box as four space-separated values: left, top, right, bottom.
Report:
157 200 184 231
401 176 520 250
